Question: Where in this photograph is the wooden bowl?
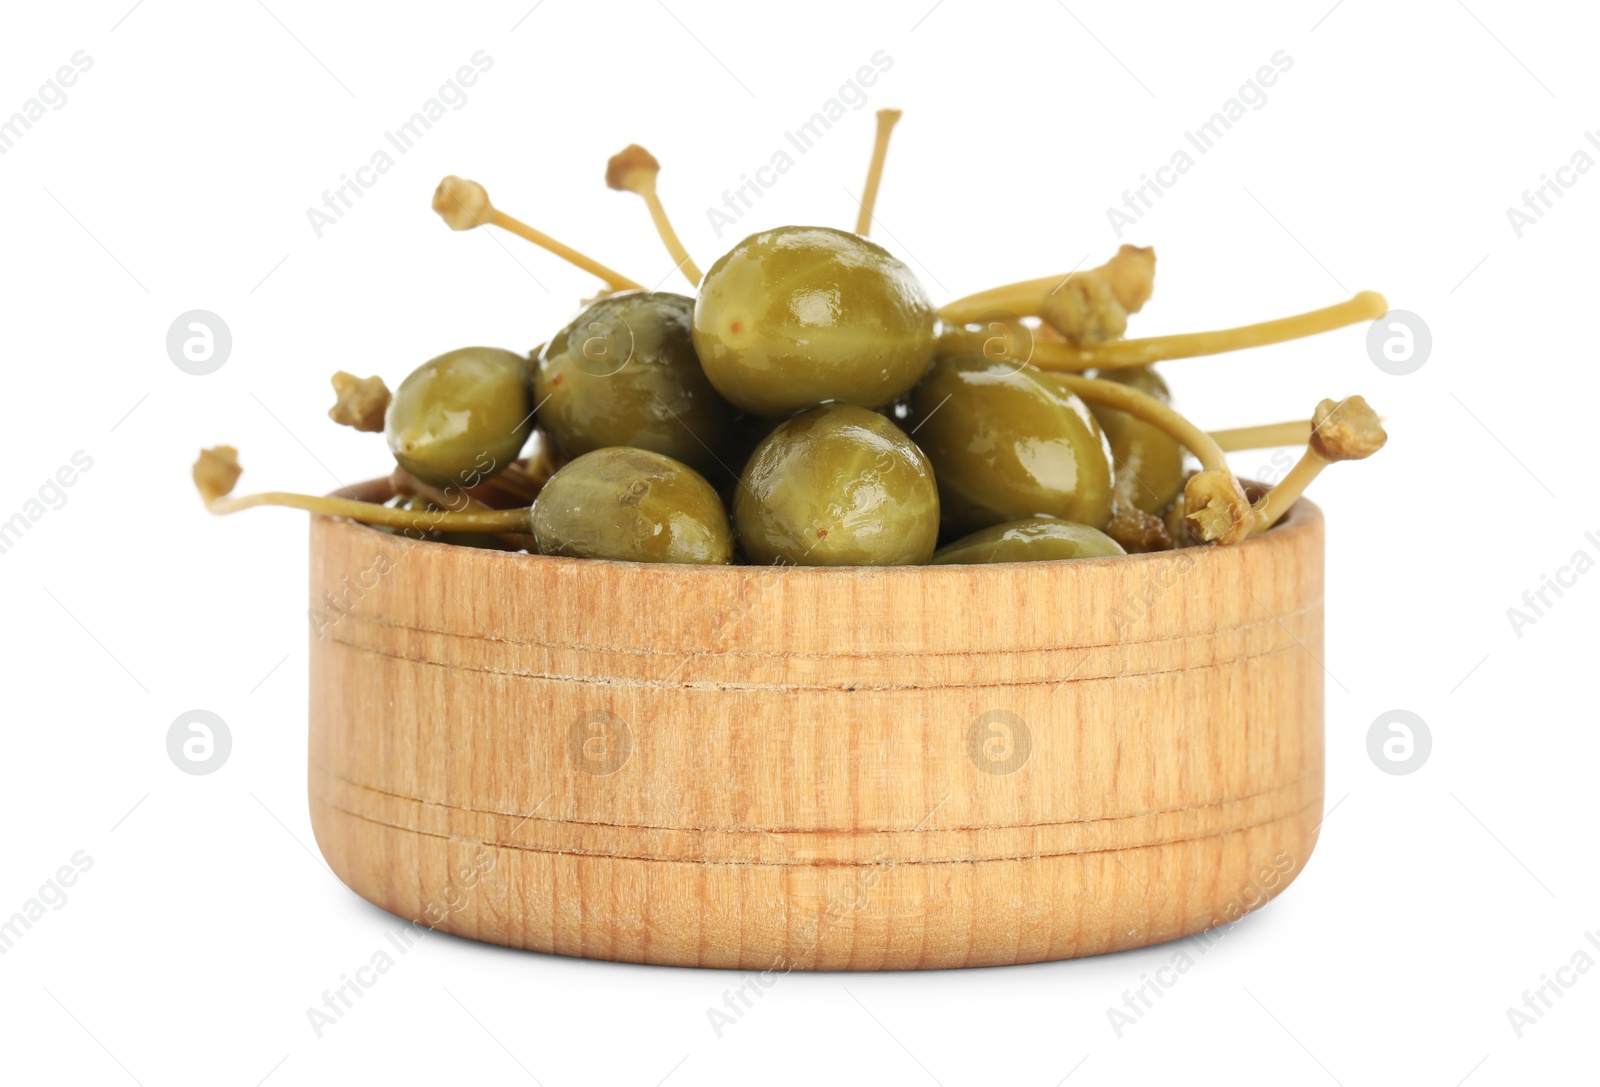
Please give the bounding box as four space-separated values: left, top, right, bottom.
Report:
308 480 1323 970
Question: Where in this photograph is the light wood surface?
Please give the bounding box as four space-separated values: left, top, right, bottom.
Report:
308 480 1324 969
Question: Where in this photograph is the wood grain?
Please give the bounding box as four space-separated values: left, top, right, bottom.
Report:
307 480 1324 969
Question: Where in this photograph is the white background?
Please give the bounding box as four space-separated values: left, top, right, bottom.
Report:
2 1 1596 1083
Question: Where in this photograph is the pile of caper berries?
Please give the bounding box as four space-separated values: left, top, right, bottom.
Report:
194 113 1388 567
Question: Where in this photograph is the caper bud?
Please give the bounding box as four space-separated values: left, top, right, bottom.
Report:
1089 366 1186 515
906 355 1114 536
734 403 939 566
932 517 1125 565
385 347 532 488
693 226 937 418
535 292 740 478
531 447 733 565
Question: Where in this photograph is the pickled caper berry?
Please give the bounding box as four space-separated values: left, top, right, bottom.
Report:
385 347 532 488
693 226 936 418
734 403 939 566
906 355 1114 536
932 517 1125 565
535 292 740 478
531 447 733 565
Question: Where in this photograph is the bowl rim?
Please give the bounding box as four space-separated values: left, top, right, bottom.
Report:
325 476 1319 578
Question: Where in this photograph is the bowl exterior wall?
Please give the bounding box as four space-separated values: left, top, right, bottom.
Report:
308 491 1324 969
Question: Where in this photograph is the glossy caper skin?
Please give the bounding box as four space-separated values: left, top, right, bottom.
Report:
735 403 939 566
932 517 1125 565
906 356 1115 536
535 292 740 477
1089 366 1185 515
693 226 937 418
531 447 733 565
386 347 531 488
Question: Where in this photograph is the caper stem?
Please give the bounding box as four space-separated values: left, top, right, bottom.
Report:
1051 374 1231 475
389 468 541 550
606 145 702 286
934 272 1062 323
1052 374 1255 545
1210 419 1312 452
1246 394 1387 535
1006 291 1388 370
944 291 1388 370
204 490 532 533
939 273 1066 324
489 209 644 292
938 245 1154 326
1249 449 1327 535
854 109 902 236
636 178 702 286
434 176 644 292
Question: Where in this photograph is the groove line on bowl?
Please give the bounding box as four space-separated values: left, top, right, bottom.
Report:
322 610 1319 692
318 600 1321 660
310 765 1320 866
310 790 1323 868
310 762 1321 836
